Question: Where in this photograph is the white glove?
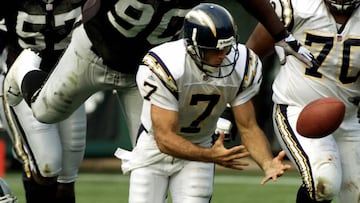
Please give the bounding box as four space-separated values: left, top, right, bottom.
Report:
214 117 233 142
274 33 318 68
215 117 232 134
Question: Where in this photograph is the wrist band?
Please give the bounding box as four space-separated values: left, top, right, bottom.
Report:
273 29 288 42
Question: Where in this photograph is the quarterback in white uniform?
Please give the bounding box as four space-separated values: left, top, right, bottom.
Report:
116 4 291 203
247 0 360 202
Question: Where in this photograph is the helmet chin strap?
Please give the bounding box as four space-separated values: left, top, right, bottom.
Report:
186 45 219 74
202 64 219 73
185 39 239 78
197 49 220 73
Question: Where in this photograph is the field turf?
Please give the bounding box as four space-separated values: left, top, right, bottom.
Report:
4 169 304 203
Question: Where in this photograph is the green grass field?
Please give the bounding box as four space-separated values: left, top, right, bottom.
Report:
3 169 304 203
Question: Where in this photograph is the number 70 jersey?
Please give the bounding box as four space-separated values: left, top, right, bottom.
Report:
136 39 263 145
271 0 360 107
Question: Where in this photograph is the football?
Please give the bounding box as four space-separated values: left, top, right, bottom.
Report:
296 97 345 138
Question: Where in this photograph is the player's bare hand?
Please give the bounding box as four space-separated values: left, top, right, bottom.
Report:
211 132 250 170
260 150 291 185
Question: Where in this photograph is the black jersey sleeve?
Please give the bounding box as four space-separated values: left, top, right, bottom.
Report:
83 0 201 74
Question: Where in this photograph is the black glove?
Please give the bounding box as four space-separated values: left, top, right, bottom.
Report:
274 32 319 68
348 96 360 123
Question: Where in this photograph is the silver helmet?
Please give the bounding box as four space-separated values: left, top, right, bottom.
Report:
0 178 17 203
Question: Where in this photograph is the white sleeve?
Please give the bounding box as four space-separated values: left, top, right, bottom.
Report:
136 65 178 112
230 48 263 106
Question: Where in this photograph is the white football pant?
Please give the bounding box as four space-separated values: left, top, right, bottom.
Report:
273 104 360 202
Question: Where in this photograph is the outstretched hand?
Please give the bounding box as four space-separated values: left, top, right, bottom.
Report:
274 32 319 68
260 150 291 185
211 132 251 170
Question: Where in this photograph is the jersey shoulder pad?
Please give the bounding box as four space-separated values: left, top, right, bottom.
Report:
142 52 178 93
235 45 262 90
236 44 261 71
247 48 261 69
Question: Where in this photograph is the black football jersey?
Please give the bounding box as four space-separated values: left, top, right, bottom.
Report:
1 0 84 71
83 0 202 74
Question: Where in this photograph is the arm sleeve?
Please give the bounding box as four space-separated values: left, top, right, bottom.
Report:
137 65 179 112
230 49 263 107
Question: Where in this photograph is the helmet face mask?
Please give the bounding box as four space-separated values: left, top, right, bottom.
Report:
183 3 239 78
324 0 360 14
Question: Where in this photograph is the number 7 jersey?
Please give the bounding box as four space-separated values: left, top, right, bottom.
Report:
271 0 360 109
136 39 263 146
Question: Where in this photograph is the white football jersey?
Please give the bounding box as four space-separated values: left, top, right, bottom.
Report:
137 39 262 146
271 0 360 114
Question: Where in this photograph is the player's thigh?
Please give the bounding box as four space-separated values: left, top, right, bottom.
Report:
129 166 168 203
13 100 62 177
335 126 360 203
169 161 214 203
273 104 342 198
32 29 99 123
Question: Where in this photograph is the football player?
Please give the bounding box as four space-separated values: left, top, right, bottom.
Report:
116 4 291 202
3 0 317 146
0 0 86 202
247 0 360 202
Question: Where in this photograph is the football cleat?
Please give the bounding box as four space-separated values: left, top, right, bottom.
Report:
3 49 41 106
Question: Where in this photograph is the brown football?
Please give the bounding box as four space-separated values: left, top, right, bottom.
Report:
296 97 345 138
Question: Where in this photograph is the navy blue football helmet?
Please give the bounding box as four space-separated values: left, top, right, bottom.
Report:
183 3 239 78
